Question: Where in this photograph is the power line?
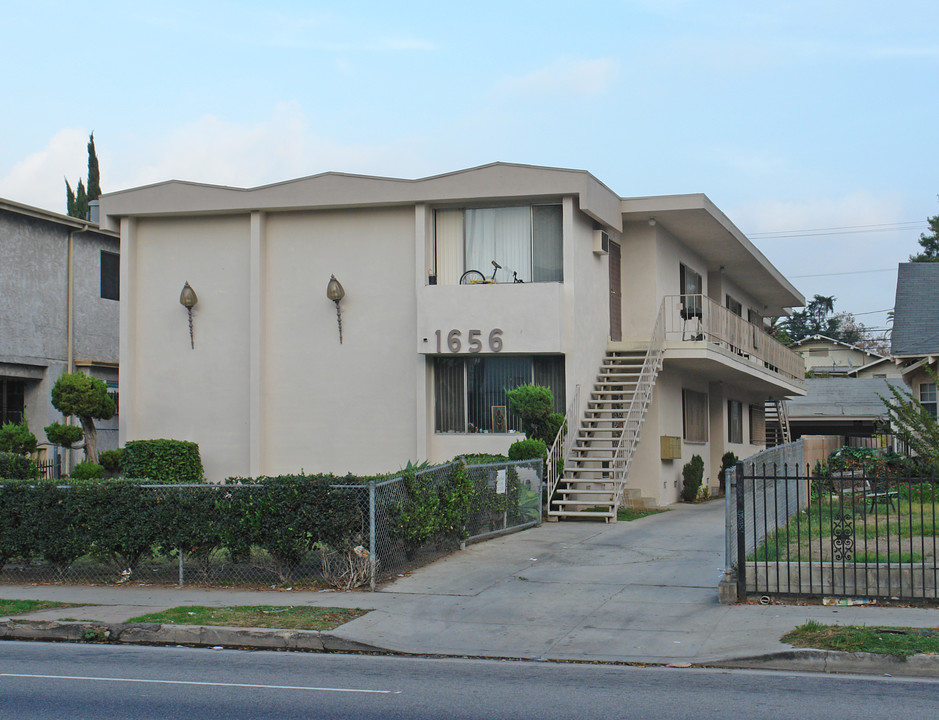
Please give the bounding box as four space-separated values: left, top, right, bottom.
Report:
789 268 897 279
748 220 927 239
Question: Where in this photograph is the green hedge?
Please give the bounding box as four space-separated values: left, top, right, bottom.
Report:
0 452 36 480
122 439 204 483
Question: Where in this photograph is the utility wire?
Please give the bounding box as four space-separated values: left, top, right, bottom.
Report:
749 220 927 239
789 268 897 279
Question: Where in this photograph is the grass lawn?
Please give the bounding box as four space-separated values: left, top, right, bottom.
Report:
782 620 939 658
128 605 370 631
751 494 937 563
0 599 77 616
618 507 667 522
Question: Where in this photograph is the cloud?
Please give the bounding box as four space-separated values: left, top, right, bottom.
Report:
733 192 906 236
0 106 450 212
0 128 89 213
497 57 618 98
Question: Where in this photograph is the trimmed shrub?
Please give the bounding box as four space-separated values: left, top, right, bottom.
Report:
717 451 738 489
71 461 105 480
680 454 704 502
508 438 547 461
0 451 36 480
122 439 204 483
505 384 556 444
98 449 123 474
0 420 37 455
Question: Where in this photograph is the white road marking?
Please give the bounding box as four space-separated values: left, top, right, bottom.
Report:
0 673 400 694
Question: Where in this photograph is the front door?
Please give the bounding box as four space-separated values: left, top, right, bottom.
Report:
609 241 622 341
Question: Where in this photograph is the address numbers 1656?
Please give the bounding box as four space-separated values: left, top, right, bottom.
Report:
435 328 503 354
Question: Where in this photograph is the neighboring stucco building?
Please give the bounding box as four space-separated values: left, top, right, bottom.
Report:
792 334 900 379
892 262 939 419
0 198 120 470
100 163 805 510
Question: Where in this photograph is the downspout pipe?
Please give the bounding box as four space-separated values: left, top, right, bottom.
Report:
65 223 92 472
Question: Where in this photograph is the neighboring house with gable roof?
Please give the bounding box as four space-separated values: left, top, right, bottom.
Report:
892 262 939 419
100 162 805 514
792 334 900 379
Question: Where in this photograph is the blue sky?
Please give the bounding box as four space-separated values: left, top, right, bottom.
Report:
3 1 937 338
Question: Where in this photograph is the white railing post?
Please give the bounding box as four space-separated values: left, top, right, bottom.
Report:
546 384 580 504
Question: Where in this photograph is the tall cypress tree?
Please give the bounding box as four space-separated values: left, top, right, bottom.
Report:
65 132 101 219
86 132 101 201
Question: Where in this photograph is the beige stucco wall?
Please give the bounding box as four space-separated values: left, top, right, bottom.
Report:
129 215 252 480
262 207 418 475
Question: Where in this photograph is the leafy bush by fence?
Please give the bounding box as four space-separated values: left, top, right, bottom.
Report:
0 458 542 589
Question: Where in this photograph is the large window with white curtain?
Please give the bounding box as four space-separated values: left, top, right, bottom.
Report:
434 355 565 433
434 205 563 285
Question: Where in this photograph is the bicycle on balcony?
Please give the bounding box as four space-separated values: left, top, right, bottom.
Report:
460 260 525 285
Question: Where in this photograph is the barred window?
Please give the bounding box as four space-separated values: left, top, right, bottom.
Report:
434 355 565 433
682 389 708 442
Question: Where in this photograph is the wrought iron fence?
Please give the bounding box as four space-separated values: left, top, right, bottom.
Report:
0 458 541 591
731 462 939 601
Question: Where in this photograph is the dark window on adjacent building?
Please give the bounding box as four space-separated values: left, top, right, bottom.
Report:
921 382 937 419
101 251 119 300
434 355 565 433
0 379 25 425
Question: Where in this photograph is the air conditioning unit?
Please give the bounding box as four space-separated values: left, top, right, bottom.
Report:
593 229 610 255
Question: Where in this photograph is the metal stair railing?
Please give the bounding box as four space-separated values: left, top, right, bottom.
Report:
611 301 666 509
546 383 581 503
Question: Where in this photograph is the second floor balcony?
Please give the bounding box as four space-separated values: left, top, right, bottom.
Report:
663 294 804 387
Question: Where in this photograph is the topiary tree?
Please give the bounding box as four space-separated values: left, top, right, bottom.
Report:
44 372 116 464
505 384 564 445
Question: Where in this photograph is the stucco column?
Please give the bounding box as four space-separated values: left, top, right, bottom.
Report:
414 203 428 462
249 211 266 477
118 218 137 446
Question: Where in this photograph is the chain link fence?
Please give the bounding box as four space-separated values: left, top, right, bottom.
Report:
0 458 541 591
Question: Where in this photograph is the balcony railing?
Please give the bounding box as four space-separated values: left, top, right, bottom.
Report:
663 295 804 382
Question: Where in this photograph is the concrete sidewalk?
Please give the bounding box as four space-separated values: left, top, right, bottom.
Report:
3 501 939 675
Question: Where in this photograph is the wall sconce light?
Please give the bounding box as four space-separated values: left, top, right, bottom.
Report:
648 217 656 226
326 274 345 344
179 281 198 349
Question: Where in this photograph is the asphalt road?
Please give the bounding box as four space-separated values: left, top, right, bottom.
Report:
2 642 938 719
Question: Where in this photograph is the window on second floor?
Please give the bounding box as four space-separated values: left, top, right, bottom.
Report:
726 295 742 317
433 205 563 285
101 251 119 301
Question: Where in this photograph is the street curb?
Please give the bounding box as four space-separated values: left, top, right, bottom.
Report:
712 648 939 678
4 620 938 678
0 619 385 654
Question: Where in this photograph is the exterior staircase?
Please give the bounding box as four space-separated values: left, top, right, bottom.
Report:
549 348 654 521
764 399 791 447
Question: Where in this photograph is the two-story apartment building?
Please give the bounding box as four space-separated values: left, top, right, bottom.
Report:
0 198 120 471
99 163 804 512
